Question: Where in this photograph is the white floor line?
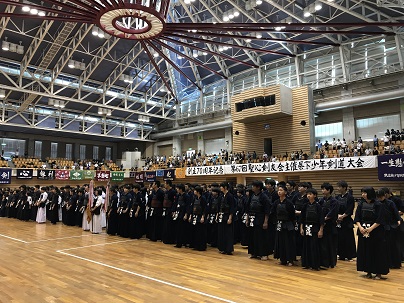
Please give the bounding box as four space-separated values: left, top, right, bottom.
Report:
58 250 237 303
0 233 28 243
57 239 134 252
28 234 93 243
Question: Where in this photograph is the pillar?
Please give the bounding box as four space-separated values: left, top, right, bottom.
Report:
342 107 355 143
197 132 204 155
225 127 233 152
172 136 182 156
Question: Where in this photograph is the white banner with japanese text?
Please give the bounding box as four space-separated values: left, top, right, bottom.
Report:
185 156 377 176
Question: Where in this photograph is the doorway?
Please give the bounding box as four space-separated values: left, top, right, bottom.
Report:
264 138 272 156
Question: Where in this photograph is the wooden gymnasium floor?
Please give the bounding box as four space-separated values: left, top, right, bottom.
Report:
0 218 403 303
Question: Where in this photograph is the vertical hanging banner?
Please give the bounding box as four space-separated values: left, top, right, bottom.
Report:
55 169 70 180
96 170 111 182
70 170 84 180
129 171 136 179
83 170 95 179
378 154 404 181
37 169 54 180
111 171 124 181
16 169 33 179
0 168 11 184
145 171 156 182
156 170 164 177
163 169 175 181
134 172 144 183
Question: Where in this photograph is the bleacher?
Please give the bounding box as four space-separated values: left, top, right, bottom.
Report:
0 159 9 167
47 158 74 169
12 157 44 168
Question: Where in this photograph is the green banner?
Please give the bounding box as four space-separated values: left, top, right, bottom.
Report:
111 171 124 181
70 170 84 180
83 170 95 179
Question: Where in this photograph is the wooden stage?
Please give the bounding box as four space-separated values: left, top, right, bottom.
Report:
0 218 403 303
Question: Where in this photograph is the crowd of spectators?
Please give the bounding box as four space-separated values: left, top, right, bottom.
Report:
315 129 404 159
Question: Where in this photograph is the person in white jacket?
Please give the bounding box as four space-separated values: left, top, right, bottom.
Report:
90 189 103 234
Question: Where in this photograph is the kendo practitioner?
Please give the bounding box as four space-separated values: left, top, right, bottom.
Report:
129 183 146 239
0 189 6 218
82 184 91 231
387 190 404 262
90 189 103 234
207 187 221 247
148 181 164 241
286 180 298 201
377 188 401 269
292 182 309 257
273 184 296 266
173 184 191 248
8 189 18 218
335 180 357 261
75 188 85 227
4 189 11 218
118 185 132 238
300 188 324 270
107 187 119 236
66 188 77 226
319 182 339 268
61 186 70 225
49 187 61 225
162 180 177 244
246 180 271 260
217 182 236 255
235 188 248 247
355 187 389 280
21 189 32 221
16 186 26 220
16 189 24 220
264 179 279 254
36 187 48 224
189 186 208 251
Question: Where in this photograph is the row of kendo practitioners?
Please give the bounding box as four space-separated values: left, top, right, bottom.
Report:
105 178 403 277
1 179 403 278
106 181 236 255
0 184 107 233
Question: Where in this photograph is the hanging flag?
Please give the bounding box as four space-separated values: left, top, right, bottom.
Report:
96 170 110 182
16 169 33 179
87 179 94 223
83 170 95 179
175 168 186 179
145 171 156 182
156 170 164 177
70 170 84 180
55 169 70 180
129 171 136 179
111 171 124 181
134 171 144 183
37 169 54 180
0 168 11 184
163 169 175 181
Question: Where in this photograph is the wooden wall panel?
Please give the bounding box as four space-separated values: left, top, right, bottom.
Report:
232 86 312 157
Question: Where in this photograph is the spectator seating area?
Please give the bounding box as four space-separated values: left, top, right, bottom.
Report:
12 157 45 169
0 159 9 167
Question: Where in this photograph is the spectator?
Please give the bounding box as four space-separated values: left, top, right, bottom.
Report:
373 135 378 147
